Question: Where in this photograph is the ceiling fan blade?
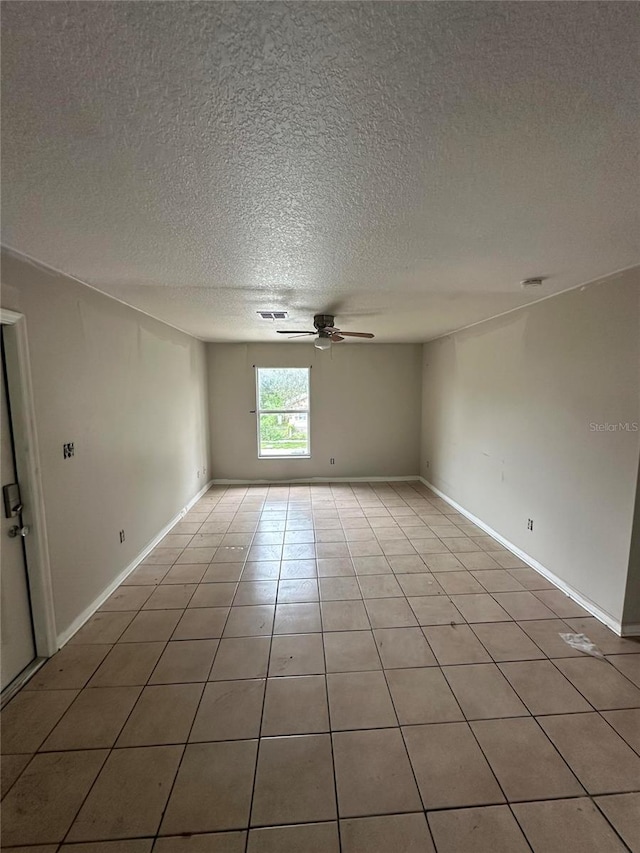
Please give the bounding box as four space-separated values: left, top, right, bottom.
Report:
337 331 375 338
330 333 345 342
276 330 314 335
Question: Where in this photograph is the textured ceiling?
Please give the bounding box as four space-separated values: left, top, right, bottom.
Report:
2 2 638 342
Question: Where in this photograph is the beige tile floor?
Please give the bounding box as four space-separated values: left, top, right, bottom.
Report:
2 481 640 853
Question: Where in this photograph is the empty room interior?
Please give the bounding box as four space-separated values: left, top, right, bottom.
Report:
1 3 639 852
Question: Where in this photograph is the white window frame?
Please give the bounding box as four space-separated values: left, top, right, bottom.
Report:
255 367 311 459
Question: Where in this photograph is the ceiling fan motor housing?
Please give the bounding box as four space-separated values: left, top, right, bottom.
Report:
313 314 335 331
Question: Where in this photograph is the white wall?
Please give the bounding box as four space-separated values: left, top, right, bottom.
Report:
421 267 640 629
1 250 210 641
208 343 422 481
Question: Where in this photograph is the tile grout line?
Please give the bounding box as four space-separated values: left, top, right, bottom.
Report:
8 706 635 756
591 796 636 852
408 479 632 849
71 490 228 847
432 628 536 852
387 482 520 846
2 480 638 848
56 488 233 847
0 577 159 804
364 557 441 851
240 500 284 852
409 479 543 852
320 575 344 853
538 655 640 761
151 501 244 848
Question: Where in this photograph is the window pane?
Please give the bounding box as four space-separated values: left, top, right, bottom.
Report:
258 368 309 411
259 413 309 456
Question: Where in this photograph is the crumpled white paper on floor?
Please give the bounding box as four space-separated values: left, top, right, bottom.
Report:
559 632 605 659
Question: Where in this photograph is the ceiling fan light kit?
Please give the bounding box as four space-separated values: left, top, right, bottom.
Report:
276 314 374 350
314 336 332 351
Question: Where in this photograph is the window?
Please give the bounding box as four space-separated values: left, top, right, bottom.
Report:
256 367 310 457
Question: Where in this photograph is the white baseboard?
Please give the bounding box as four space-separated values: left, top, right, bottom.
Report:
620 623 640 637
56 479 214 648
211 475 421 485
418 477 625 637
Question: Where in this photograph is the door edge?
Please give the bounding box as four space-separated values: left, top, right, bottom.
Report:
1 308 58 657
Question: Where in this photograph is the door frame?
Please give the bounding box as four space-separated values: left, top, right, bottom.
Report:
1 308 57 660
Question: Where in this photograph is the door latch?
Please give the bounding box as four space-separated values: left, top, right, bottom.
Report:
8 525 29 538
3 483 23 518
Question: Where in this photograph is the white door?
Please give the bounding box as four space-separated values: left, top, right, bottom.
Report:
0 327 36 691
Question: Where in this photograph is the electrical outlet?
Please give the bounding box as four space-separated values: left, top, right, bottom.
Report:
63 442 74 459
330 458 335 465
527 518 534 531
119 529 126 543
197 469 200 478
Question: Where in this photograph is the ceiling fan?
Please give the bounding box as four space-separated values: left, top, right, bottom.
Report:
277 314 374 350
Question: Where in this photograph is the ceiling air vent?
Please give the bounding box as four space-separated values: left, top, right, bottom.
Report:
258 311 288 320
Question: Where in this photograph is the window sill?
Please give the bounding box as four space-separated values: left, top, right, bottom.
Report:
258 455 311 460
